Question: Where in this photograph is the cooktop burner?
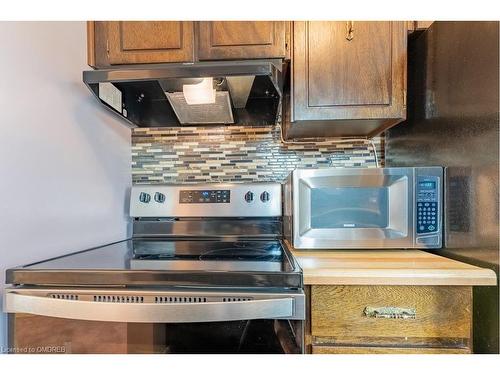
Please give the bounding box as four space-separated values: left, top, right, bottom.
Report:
130 240 288 272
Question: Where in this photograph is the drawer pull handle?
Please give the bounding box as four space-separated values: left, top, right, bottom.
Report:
346 21 354 41
364 306 416 320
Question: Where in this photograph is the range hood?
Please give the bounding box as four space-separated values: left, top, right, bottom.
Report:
83 60 284 128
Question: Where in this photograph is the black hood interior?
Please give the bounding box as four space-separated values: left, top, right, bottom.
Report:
83 60 284 128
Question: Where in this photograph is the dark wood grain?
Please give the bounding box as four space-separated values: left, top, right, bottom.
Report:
287 21 407 138
90 21 111 68
198 21 286 60
86 21 95 67
314 335 470 348
309 285 473 354
311 285 472 340
308 22 392 106
304 285 312 354
312 345 471 354
106 21 194 64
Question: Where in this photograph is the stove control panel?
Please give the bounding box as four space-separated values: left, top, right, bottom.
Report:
130 183 282 218
180 190 230 204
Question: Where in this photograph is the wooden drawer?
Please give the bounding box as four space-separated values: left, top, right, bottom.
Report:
312 344 471 354
311 286 472 345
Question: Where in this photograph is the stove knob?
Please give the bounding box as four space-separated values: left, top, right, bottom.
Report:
154 192 165 203
139 192 151 203
260 191 270 202
244 191 254 203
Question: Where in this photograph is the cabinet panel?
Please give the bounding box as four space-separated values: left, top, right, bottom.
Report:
120 22 182 50
311 285 472 340
312 345 471 354
107 21 194 64
307 22 392 106
198 21 286 60
289 21 407 138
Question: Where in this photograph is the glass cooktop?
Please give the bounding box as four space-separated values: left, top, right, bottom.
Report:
7 239 302 288
130 240 287 272
131 240 286 271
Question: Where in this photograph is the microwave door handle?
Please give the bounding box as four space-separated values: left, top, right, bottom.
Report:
4 292 294 323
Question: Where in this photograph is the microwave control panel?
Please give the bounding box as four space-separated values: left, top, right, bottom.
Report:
416 176 440 234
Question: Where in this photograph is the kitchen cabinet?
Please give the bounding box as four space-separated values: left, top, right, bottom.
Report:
198 21 287 60
290 247 497 354
88 21 288 67
285 21 407 139
311 345 470 354
93 21 195 65
308 285 473 354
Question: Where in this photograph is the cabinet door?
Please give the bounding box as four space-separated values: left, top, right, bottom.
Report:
312 345 471 354
292 21 406 130
107 21 194 64
198 21 286 60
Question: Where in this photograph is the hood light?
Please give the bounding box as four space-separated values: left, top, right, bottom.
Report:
182 77 216 105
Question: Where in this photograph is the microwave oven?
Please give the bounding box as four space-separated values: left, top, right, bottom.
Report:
284 167 443 249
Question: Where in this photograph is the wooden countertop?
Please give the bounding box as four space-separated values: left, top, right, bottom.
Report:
288 245 497 286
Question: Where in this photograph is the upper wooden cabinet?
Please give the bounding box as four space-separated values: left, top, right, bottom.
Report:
102 21 194 65
88 21 287 67
285 21 407 139
198 21 287 60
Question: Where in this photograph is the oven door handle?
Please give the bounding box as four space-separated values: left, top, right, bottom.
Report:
4 292 295 323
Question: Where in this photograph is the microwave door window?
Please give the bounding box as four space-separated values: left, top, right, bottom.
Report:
310 188 389 229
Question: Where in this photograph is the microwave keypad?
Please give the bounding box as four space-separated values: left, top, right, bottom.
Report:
416 176 439 235
417 202 437 233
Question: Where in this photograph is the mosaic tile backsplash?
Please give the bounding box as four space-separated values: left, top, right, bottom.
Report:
132 126 384 184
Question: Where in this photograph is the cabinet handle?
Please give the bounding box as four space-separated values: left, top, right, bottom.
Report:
346 21 354 41
363 306 416 320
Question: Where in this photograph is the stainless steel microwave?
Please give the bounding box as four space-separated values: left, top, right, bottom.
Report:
284 167 443 249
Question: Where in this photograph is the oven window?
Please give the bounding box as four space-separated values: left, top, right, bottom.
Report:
163 320 302 354
10 315 303 354
311 187 389 228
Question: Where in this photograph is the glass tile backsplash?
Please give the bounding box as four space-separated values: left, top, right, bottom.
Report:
132 126 384 184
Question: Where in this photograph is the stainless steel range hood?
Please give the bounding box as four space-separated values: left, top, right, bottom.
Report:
83 60 284 128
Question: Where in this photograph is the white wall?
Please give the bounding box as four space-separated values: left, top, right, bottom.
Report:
0 22 131 349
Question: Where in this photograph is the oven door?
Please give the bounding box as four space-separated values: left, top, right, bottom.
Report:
292 168 414 249
4 287 305 354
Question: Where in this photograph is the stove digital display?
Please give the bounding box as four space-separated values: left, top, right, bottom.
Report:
180 190 230 204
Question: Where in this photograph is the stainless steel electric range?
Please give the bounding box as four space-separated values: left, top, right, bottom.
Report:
5 183 305 354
